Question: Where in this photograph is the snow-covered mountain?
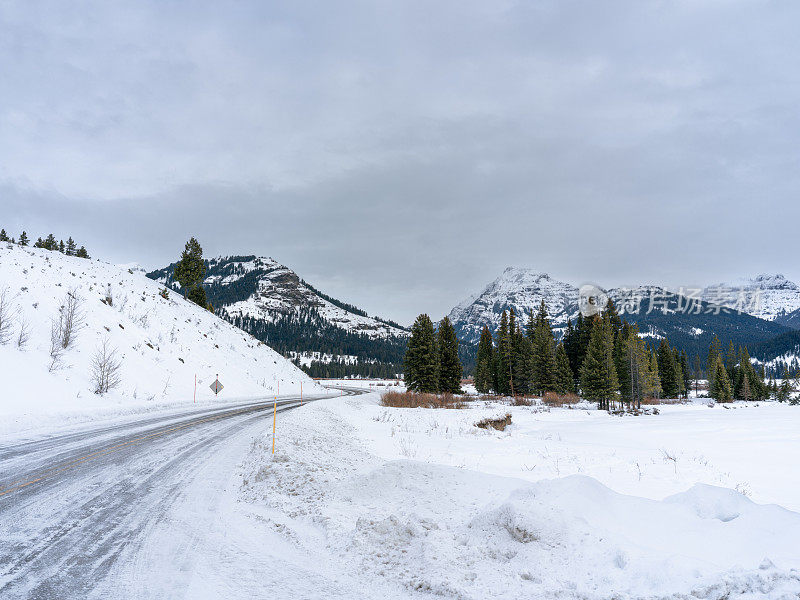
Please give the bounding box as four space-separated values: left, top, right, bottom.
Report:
703 274 800 325
148 256 406 337
449 270 795 360
149 256 407 339
0 243 322 434
448 267 579 343
148 256 408 378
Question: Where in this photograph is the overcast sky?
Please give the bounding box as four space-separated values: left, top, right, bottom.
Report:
2 1 800 324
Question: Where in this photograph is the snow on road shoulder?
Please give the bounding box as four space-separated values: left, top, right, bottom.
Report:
238 395 800 599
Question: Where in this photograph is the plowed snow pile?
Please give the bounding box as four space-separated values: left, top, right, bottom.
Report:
235 395 800 599
0 243 322 435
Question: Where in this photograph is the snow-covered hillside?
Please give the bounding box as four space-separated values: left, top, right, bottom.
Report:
449 268 579 343
0 244 323 434
149 255 407 339
704 274 800 324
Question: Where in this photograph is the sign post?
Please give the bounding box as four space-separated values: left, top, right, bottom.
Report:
272 395 277 454
209 374 224 396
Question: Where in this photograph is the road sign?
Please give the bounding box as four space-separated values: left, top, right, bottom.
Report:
210 378 224 395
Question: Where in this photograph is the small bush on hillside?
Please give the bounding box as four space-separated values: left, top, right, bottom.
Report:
381 391 466 409
475 413 512 431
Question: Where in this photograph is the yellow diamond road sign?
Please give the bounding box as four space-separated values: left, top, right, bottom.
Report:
210 379 224 394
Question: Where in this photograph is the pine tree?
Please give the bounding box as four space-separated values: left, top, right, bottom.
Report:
529 301 556 395
777 378 791 402
0 229 7 242
65 237 77 256
657 339 679 398
404 314 439 392
58 239 65 253
580 317 619 410
44 233 57 250
646 349 662 399
18 231 28 246
679 351 690 399
562 319 581 389
474 326 495 394
554 343 574 394
614 322 632 403
711 356 733 402
174 237 206 306
437 316 462 394
76 246 89 258
496 311 512 396
725 339 737 373
706 335 722 393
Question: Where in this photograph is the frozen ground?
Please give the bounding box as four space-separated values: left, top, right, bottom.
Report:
229 394 800 599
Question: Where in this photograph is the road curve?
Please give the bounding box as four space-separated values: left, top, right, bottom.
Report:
0 392 344 599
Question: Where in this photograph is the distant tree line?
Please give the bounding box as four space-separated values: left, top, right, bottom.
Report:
403 315 463 394
468 299 696 409
1 228 89 258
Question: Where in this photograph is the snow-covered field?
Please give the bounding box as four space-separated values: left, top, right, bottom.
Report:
228 394 800 599
0 243 323 437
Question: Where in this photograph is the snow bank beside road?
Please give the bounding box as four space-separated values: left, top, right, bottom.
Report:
238 395 800 599
0 243 323 436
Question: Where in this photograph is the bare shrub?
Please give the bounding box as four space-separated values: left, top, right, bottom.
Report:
48 320 64 372
640 397 687 405
475 413 512 431
91 338 122 394
380 391 466 409
16 318 30 349
512 396 534 406
0 286 17 345
53 289 85 350
542 392 580 407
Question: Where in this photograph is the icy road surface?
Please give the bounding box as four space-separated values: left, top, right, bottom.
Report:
0 394 329 599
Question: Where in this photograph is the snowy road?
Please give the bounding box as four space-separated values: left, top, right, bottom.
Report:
0 393 337 599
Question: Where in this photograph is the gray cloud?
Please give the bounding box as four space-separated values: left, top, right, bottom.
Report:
2 0 800 324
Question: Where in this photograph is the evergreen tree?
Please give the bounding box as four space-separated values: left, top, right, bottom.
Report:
76 246 89 258
657 339 679 398
58 239 65 253
33 237 44 248
554 343 574 394
18 231 28 246
404 314 439 392
679 351 690 399
474 326 495 394
437 316 462 393
187 285 208 309
725 339 737 374
496 311 512 395
562 318 581 389
711 356 733 402
777 378 791 402
706 335 722 393
646 349 662 399
614 322 632 403
529 301 556 394
174 237 206 306
0 229 8 242
44 233 57 250
580 317 619 410
65 237 77 256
